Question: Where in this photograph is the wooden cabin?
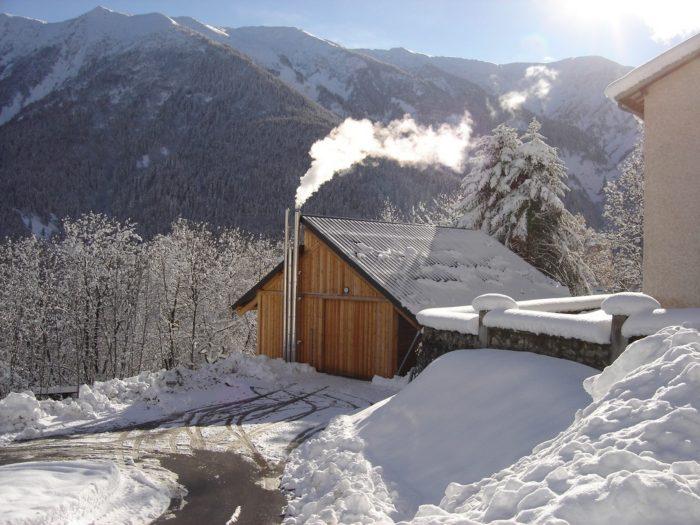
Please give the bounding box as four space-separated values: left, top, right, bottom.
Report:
233 215 567 380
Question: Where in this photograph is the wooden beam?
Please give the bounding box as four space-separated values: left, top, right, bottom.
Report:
235 296 258 315
300 292 386 302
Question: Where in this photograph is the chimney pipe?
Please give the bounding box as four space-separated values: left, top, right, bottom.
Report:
282 209 291 361
290 208 301 362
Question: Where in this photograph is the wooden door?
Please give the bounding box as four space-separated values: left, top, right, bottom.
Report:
321 299 395 379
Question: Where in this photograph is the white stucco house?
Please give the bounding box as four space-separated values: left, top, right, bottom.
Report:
606 33 700 307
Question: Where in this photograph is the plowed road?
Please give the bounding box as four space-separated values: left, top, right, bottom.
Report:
0 381 392 524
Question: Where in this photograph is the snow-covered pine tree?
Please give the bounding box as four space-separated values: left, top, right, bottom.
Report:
457 124 522 233
603 137 644 291
457 118 593 293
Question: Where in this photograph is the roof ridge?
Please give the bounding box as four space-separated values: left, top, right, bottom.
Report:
301 213 472 232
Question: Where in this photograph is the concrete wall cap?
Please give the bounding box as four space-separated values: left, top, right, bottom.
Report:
472 293 518 312
601 292 660 316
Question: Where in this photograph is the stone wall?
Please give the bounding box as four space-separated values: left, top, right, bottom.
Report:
488 328 611 370
416 328 480 375
420 326 613 374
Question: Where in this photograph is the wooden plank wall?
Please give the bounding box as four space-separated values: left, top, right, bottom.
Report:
257 272 283 359
256 228 400 379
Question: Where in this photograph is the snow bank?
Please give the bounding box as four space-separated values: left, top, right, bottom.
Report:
623 308 700 338
0 460 176 524
0 350 317 443
472 293 518 311
484 309 612 344
412 326 700 525
283 349 595 522
601 292 660 316
416 305 479 335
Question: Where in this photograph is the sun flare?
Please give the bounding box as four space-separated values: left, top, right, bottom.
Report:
553 0 700 42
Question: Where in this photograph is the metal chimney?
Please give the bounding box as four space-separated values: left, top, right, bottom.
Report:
282 209 291 361
281 208 302 362
290 208 301 362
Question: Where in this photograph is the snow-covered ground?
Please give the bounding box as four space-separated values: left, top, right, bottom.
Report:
0 459 179 525
283 326 700 524
0 350 399 523
283 349 596 522
0 351 397 458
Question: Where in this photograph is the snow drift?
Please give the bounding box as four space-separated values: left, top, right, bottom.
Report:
282 349 596 522
412 326 700 524
0 459 177 524
284 326 700 524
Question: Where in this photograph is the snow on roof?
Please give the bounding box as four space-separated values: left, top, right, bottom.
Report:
605 32 700 116
303 215 568 316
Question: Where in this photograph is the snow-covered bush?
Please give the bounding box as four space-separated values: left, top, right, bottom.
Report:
603 136 644 292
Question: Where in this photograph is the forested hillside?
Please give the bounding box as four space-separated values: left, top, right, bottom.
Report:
0 7 639 238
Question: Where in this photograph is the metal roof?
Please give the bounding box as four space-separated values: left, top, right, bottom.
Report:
302 215 568 316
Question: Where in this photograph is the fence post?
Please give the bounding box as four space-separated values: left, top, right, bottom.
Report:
609 314 629 363
478 310 489 347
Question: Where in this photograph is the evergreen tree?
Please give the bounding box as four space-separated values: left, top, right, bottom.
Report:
603 137 644 291
457 124 522 233
457 119 593 294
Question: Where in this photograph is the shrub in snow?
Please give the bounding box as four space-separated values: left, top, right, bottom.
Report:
472 293 518 312
601 292 660 316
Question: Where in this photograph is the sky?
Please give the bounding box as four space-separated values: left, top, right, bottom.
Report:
2 0 698 66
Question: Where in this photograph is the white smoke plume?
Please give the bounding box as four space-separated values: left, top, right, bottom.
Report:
499 65 558 112
295 112 473 208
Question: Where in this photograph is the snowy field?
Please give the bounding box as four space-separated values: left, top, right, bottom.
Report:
283 327 700 524
3 328 700 524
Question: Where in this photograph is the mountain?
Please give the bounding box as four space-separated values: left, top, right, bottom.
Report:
359 48 640 204
169 22 639 223
0 8 639 238
0 8 458 238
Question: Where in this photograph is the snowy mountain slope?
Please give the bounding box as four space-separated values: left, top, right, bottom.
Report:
0 9 461 238
0 7 184 125
172 20 500 133
361 48 640 204
168 22 617 221
0 9 340 237
0 8 639 236
169 20 635 216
